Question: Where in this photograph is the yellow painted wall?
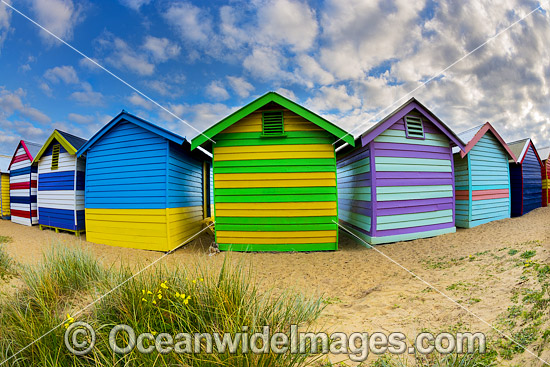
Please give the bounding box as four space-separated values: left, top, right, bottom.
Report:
85 206 203 252
0 173 9 217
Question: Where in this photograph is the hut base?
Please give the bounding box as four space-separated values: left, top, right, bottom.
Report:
218 243 337 252
1 215 10 220
39 224 85 236
342 226 456 246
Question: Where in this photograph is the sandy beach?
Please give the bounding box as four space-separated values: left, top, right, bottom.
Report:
1 207 549 365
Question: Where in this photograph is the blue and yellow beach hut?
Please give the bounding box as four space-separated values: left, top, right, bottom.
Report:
77 111 212 251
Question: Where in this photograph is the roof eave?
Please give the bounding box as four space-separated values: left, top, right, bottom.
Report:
191 91 355 150
33 130 78 164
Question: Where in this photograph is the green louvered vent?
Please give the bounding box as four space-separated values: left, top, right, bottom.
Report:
405 116 425 139
262 111 284 136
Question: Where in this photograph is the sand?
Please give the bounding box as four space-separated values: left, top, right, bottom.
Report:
1 207 549 365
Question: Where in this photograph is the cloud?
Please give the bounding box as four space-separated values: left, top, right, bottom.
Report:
295 54 334 86
226 76 254 98
243 47 291 80
96 33 155 76
44 65 79 84
306 85 361 113
256 0 319 52
30 0 83 45
119 0 151 11
70 82 105 106
67 112 94 124
275 88 296 100
206 80 230 100
127 93 154 110
0 87 51 124
142 36 181 62
0 1 11 51
163 2 213 44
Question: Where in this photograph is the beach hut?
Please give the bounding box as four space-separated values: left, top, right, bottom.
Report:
32 130 87 234
8 140 42 226
536 146 549 207
76 111 212 252
507 139 543 217
336 98 465 245
452 123 516 228
190 91 355 252
0 155 11 219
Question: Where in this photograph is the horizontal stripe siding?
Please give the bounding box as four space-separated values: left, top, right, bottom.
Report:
167 141 205 209
337 144 371 236
85 121 168 209
372 117 455 241
213 108 337 251
369 227 456 245
38 171 78 190
86 206 203 252
38 208 84 231
521 146 542 215
38 190 84 211
37 151 76 173
9 148 37 225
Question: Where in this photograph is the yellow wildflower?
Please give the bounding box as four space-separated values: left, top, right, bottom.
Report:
160 282 168 289
152 331 157 336
175 292 180 297
147 291 153 295
192 280 197 284
158 294 162 300
200 278 204 282
141 298 147 303
152 300 157 305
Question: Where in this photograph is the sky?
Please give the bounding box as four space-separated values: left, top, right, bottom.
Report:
0 0 549 157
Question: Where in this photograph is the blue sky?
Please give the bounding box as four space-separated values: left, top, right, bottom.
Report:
0 0 549 157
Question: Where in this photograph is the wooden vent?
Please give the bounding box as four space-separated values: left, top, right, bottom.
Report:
51 144 60 170
405 116 425 139
262 111 284 136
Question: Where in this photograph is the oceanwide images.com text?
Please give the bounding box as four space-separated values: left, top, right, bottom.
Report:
65 323 487 362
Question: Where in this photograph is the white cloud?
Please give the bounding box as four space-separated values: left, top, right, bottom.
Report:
275 88 297 100
206 80 230 101
119 0 151 11
44 65 79 84
70 82 105 106
295 54 334 86
163 2 212 44
306 85 361 113
142 36 181 62
0 87 51 124
39 82 53 97
243 47 290 80
97 33 155 76
68 113 94 124
127 93 154 110
30 0 83 45
226 76 254 98
256 0 319 52
0 1 11 51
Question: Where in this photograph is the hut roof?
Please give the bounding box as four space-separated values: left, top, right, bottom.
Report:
358 97 465 150
77 111 210 161
33 130 88 163
507 138 543 164
8 140 42 170
537 146 550 162
452 122 516 160
507 139 530 163
190 91 355 151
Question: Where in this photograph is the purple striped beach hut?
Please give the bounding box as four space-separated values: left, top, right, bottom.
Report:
336 98 465 245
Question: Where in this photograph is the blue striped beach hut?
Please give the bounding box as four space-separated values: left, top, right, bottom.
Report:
77 111 212 252
33 130 87 234
452 122 516 228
